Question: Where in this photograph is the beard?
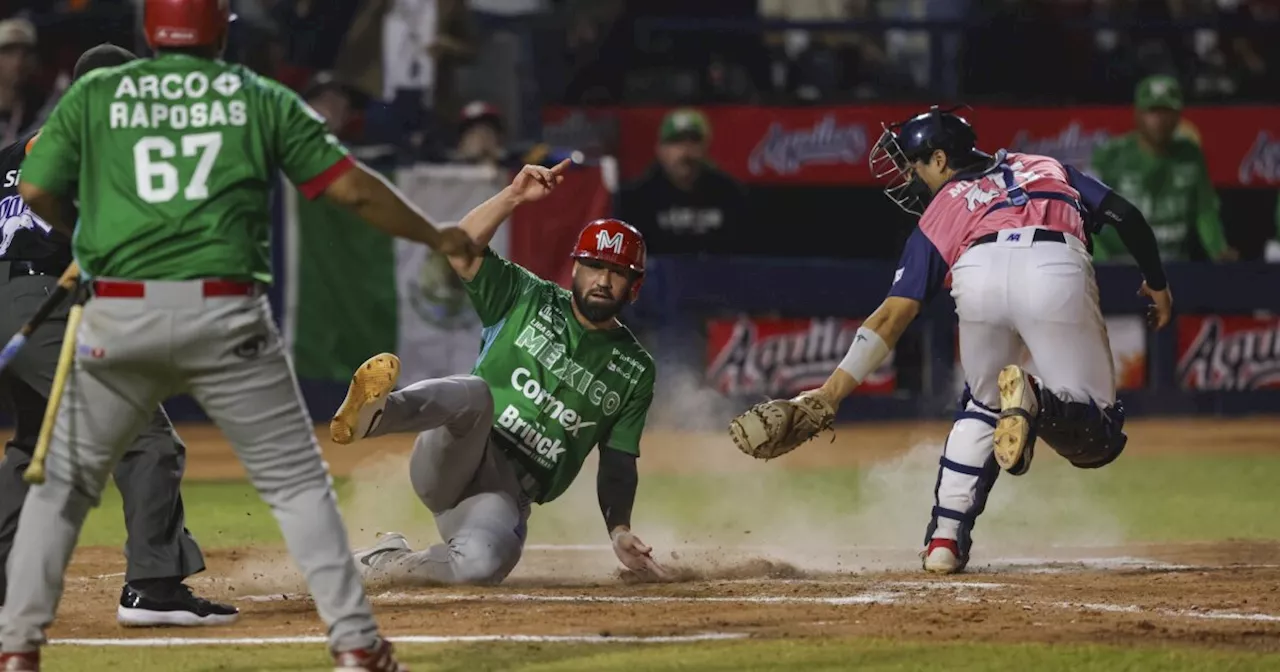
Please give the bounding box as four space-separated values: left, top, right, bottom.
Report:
572 284 626 324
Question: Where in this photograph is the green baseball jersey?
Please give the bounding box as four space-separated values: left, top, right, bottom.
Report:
465 249 656 504
1089 132 1225 262
21 53 350 283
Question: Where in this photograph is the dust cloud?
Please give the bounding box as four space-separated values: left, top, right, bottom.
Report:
289 361 1129 590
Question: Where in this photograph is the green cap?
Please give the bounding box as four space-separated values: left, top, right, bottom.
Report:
1135 75 1183 111
659 108 710 143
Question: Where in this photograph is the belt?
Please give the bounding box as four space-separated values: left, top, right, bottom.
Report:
8 259 70 278
970 228 1067 248
91 279 260 298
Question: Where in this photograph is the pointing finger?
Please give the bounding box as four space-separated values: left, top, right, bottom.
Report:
549 158 573 175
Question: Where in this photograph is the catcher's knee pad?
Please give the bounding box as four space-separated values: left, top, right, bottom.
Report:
1035 395 1127 469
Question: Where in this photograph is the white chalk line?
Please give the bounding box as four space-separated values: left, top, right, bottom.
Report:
345 585 1280 625
1046 601 1280 623
413 592 1280 622
48 591 1280 650
396 592 905 606
240 580 1008 605
51 633 748 647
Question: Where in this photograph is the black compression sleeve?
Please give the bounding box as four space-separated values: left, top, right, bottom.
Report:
1096 191 1168 290
597 447 638 532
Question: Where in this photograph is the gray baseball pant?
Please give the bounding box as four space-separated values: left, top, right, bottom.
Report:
364 375 530 586
0 266 204 598
0 281 378 652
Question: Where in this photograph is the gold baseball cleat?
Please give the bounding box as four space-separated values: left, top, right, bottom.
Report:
330 353 400 445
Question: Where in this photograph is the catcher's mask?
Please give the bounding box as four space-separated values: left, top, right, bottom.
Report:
869 105 984 216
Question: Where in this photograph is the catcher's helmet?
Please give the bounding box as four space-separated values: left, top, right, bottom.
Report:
144 0 236 50
869 106 988 215
570 219 646 301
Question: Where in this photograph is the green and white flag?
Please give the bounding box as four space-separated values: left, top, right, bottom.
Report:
284 163 509 384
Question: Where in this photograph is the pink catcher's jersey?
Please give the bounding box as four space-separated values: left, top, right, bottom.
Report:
886 150 1109 306
923 152 1088 268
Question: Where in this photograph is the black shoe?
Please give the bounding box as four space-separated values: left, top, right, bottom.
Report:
117 582 240 627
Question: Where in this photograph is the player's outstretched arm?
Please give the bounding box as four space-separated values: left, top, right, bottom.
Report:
599 447 670 580
816 296 920 406
17 183 76 237
449 159 572 281
322 161 479 257
728 296 919 461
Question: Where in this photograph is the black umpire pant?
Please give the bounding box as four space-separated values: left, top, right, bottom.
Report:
0 261 205 597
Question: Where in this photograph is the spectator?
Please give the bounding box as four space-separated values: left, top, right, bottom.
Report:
1090 75 1236 262
270 0 361 91
450 100 510 166
0 18 42 146
617 108 749 255
1220 0 1280 101
759 0 900 101
301 71 365 141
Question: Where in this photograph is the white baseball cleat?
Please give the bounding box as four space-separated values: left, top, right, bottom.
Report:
994 364 1039 476
331 354 400 445
921 538 962 574
353 533 411 577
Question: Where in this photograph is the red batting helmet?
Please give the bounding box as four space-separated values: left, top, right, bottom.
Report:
570 219 646 300
144 0 236 50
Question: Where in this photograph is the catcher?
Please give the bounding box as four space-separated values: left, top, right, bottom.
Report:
731 106 1167 574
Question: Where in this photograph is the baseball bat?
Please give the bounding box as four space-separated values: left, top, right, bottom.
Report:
24 283 86 486
0 260 80 373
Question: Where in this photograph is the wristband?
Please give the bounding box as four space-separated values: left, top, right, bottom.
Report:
837 327 890 384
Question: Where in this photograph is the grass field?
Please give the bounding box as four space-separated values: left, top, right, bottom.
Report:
78 453 1280 549
29 419 1280 670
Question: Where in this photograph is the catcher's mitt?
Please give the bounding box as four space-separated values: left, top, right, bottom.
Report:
728 391 836 460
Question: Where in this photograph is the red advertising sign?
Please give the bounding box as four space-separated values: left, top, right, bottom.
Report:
1176 315 1280 390
706 316 896 397
543 105 1280 188
951 315 1147 392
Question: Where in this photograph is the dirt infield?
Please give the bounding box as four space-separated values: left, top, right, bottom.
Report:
47 543 1280 652
39 418 1280 651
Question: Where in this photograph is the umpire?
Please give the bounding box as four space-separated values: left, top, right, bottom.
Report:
0 44 236 626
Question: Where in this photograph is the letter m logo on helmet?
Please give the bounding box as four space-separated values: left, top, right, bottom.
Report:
595 229 624 254
145 0 236 50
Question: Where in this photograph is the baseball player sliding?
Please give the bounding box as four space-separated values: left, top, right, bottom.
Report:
0 1 479 670
333 161 668 585
729 106 1172 574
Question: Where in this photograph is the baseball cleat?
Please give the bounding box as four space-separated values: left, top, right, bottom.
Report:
353 532 411 577
994 365 1039 476
333 637 408 671
0 651 38 671
331 354 400 445
117 582 240 627
921 538 963 574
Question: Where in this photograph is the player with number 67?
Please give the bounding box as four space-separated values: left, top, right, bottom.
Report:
0 1 481 670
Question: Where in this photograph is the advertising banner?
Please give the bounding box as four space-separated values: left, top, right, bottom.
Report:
952 315 1147 394
1177 315 1280 390
544 105 1280 188
1106 315 1149 391
705 316 896 397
